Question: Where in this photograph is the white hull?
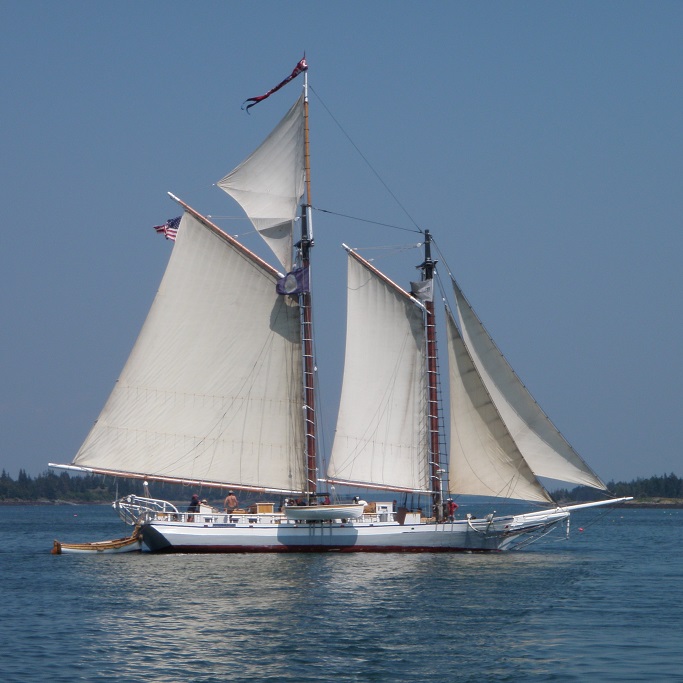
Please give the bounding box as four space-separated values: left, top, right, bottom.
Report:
112 495 630 554
140 510 571 553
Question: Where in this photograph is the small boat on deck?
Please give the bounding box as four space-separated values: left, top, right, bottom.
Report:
283 500 367 521
51 529 142 554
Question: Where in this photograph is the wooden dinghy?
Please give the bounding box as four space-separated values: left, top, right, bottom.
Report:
52 529 142 555
283 501 367 521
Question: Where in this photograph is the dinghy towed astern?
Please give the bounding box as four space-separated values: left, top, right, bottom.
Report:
51 526 142 555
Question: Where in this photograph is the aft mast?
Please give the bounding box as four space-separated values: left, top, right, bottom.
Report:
418 230 443 521
300 68 317 502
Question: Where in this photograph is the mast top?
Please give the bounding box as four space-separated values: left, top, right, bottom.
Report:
418 230 437 281
303 68 312 211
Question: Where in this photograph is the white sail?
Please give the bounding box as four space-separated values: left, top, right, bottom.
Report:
446 311 552 503
217 94 305 271
326 251 430 492
452 279 606 490
73 210 306 493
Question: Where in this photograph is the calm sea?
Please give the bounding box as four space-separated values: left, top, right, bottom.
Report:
1 504 682 682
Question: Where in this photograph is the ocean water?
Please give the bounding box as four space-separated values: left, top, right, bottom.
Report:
1 504 682 682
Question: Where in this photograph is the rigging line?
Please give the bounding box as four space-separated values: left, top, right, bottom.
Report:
510 524 561 550
575 504 620 531
201 221 261 240
309 85 423 233
355 243 423 263
343 244 424 271
353 242 422 252
433 269 450 310
431 237 458 282
205 215 253 221
313 206 420 234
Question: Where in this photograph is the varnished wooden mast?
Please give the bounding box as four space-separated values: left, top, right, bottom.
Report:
301 70 317 500
420 231 443 520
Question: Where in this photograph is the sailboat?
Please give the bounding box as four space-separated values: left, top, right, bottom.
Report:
50 61 629 553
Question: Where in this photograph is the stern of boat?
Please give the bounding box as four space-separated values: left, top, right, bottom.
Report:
113 495 181 526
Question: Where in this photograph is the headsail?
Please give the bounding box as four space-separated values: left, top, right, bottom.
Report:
451 279 607 491
326 250 431 493
72 210 306 493
446 309 553 503
217 94 305 271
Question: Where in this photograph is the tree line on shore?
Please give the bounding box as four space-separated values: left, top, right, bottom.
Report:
2 469 683 503
552 471 683 502
0 470 199 504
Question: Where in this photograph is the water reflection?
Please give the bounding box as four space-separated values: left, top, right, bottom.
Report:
69 549 585 681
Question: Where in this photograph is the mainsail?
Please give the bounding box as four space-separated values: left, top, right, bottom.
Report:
326 251 431 493
72 210 306 493
217 93 306 272
451 278 606 492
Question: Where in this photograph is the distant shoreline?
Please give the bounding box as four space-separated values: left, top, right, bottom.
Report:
618 500 683 509
0 500 112 506
3 498 683 508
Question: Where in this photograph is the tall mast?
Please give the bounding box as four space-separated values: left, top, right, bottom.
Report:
300 70 317 501
418 230 442 520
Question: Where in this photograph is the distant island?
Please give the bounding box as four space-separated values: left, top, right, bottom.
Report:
1 469 682 506
552 472 683 506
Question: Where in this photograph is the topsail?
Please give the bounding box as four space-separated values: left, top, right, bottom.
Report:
217 94 306 271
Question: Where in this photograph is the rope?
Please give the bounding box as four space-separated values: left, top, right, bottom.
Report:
313 206 420 234
310 85 422 233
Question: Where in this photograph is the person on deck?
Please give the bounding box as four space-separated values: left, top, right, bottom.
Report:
187 493 200 521
224 491 238 512
446 498 458 522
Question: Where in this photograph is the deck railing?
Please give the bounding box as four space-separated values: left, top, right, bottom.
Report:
114 495 180 525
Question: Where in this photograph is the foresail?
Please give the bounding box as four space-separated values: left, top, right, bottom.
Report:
217 93 305 272
72 210 306 493
446 310 552 503
326 251 430 493
452 279 606 491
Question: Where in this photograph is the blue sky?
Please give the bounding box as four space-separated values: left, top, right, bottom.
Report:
1 1 681 484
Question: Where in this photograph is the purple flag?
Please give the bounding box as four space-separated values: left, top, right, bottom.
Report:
276 266 309 295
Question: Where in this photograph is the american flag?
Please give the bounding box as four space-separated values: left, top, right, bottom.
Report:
153 216 181 241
